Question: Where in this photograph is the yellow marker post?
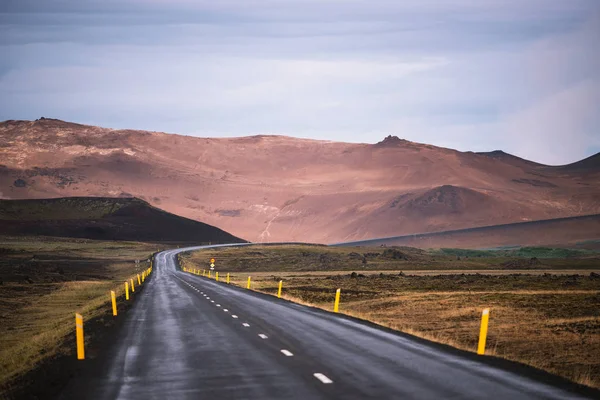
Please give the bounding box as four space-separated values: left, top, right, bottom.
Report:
226 273 230 284
125 281 130 300
247 276 251 289
477 308 490 355
137 274 141 285
334 288 341 313
208 270 212 278
142 271 145 282
75 313 85 360
203 270 206 277
110 290 117 316
278 280 283 298
216 272 219 281
130 278 135 292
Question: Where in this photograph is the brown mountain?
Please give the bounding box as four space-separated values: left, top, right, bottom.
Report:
1 118 599 244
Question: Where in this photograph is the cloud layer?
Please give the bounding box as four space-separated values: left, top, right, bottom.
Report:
1 0 599 164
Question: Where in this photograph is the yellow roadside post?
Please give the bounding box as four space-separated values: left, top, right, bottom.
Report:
142 271 145 282
278 280 283 298
477 308 490 355
247 276 251 289
334 288 341 313
111 290 117 316
125 281 130 300
75 313 85 360
216 272 219 281
208 270 212 278
226 273 230 284
137 274 141 285
130 278 135 292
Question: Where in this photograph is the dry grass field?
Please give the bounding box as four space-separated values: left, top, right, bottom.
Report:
0 235 159 396
182 245 600 389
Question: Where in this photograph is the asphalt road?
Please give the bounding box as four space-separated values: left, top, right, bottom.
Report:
59 245 596 400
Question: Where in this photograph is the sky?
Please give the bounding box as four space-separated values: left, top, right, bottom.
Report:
1 0 599 165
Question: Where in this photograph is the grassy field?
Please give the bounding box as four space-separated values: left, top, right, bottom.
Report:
0 235 160 396
181 245 600 389
184 244 600 272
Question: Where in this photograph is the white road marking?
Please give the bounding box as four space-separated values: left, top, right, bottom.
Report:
242 323 250 327
313 373 333 384
211 300 215 303
232 315 238 319
223 309 229 312
258 334 268 339
281 350 293 356
216 304 221 307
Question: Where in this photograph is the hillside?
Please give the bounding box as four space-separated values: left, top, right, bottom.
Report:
334 214 600 250
0 197 245 243
0 118 599 244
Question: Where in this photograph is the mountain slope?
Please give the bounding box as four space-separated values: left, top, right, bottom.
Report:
0 197 245 243
0 118 599 244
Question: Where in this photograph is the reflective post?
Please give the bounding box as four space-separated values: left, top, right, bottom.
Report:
111 290 117 316
477 308 490 355
75 313 85 360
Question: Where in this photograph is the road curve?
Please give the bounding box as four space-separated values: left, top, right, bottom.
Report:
59 245 596 399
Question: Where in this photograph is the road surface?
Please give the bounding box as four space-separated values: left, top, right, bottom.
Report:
59 245 596 399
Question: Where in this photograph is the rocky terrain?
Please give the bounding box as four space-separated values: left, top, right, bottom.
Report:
1 118 599 244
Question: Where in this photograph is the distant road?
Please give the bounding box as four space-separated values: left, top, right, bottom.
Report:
59 245 597 399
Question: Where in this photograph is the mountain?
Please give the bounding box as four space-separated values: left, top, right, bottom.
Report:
0 196 244 243
0 118 599 244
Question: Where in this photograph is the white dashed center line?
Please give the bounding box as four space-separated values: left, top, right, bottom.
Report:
223 309 229 312
211 300 215 303
216 304 221 307
313 373 333 384
242 323 250 327
232 315 238 319
280 350 294 357
258 334 268 339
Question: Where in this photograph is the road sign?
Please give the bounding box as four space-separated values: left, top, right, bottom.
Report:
210 258 215 264
210 263 215 270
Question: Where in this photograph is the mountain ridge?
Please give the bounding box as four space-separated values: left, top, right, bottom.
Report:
1 118 598 244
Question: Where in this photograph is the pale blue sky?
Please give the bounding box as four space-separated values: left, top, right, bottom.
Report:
1 0 599 165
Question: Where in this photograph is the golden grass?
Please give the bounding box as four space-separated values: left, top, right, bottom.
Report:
0 237 157 393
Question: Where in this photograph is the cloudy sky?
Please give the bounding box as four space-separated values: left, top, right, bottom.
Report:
1 0 599 165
